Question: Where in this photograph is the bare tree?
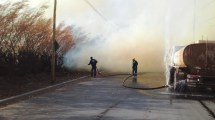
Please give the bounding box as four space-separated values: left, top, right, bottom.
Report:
0 1 76 74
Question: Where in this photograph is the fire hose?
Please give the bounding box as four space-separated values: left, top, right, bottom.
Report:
96 68 168 90
122 75 168 90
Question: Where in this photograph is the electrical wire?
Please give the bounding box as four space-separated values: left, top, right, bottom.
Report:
83 0 119 30
83 0 108 22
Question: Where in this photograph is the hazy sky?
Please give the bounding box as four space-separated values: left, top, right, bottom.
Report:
1 0 215 72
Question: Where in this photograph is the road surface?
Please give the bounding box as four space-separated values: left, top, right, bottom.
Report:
0 73 214 120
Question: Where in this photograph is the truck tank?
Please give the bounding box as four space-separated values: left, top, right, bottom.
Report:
173 43 215 70
169 41 215 93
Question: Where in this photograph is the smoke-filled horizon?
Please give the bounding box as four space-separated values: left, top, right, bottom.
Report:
63 0 169 73
3 0 215 73
61 0 215 73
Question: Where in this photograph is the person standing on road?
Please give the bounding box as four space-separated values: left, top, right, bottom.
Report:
132 58 138 80
88 57 98 77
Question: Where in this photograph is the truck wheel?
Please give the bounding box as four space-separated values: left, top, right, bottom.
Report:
173 70 179 88
173 71 188 93
174 80 188 93
169 67 175 85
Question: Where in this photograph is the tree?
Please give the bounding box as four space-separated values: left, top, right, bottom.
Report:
0 1 75 74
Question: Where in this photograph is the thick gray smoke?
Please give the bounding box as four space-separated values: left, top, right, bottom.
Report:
6 0 215 82
64 24 165 72
61 0 215 75
63 0 168 73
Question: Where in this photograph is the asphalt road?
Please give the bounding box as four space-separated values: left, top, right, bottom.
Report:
0 73 214 120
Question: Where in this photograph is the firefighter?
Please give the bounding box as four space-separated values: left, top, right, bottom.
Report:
132 58 138 81
88 57 98 77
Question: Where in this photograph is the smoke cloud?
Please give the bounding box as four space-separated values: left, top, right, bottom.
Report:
9 0 215 73
61 0 215 73
63 0 168 73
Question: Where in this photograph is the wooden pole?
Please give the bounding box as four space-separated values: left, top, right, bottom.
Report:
51 0 57 83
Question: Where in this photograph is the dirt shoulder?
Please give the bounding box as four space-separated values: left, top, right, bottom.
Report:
0 71 90 100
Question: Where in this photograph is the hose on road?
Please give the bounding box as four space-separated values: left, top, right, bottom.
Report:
96 68 167 90
122 74 168 90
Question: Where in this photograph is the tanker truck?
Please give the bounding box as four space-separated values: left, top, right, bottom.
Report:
169 40 215 92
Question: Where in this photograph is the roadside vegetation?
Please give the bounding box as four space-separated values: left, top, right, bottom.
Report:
0 1 74 75
0 1 88 99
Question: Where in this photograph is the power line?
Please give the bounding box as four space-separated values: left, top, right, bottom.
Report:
83 0 119 30
83 0 108 22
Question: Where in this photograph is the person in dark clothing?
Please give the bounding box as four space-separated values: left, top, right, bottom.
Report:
88 57 98 77
132 58 138 80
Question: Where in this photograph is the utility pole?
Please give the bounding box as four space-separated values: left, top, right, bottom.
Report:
51 0 57 83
